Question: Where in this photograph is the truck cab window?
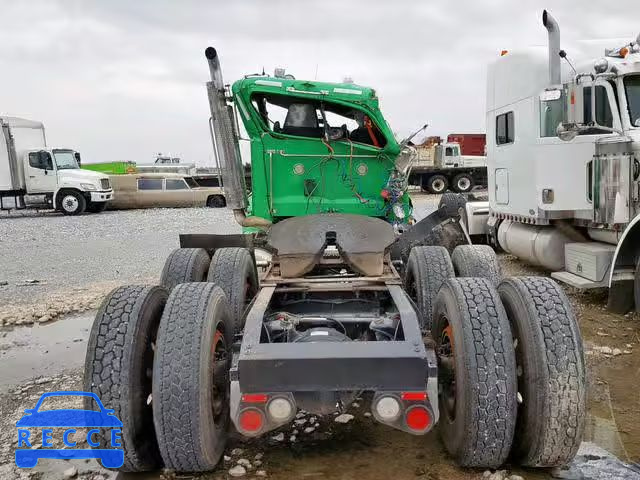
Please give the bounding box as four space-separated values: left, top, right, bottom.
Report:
251 93 386 147
28 151 52 170
580 86 613 134
624 75 640 127
496 111 514 145
137 178 163 190
445 147 453 156
52 150 79 170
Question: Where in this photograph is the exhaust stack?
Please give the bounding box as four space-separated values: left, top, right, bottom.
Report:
205 47 271 228
542 10 562 85
205 47 247 212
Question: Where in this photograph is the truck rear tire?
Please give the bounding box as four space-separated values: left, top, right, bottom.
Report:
425 175 448 194
433 278 517 468
84 285 168 472
498 277 586 467
451 244 502 286
56 190 86 215
160 248 210 291
87 201 107 213
152 283 233 473
438 192 467 218
452 173 474 193
404 246 454 330
207 247 258 332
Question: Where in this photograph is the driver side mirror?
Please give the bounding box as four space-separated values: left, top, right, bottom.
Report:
74 152 81 166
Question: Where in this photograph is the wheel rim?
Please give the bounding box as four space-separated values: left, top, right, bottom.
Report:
457 177 471 191
211 328 229 422
432 179 446 193
62 195 78 212
437 319 457 422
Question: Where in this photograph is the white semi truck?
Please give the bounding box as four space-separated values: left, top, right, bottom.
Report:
460 11 640 312
0 117 113 215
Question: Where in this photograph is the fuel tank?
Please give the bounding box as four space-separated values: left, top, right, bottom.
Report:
497 220 575 271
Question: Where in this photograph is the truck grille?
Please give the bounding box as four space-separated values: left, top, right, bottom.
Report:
100 179 111 190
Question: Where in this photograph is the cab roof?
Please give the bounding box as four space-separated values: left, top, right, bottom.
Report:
232 76 380 110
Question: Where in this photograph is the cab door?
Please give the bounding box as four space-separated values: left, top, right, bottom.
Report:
25 151 57 193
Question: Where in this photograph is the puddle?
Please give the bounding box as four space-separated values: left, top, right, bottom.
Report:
584 414 629 461
0 312 94 391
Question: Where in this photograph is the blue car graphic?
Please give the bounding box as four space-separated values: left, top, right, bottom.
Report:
15 391 124 469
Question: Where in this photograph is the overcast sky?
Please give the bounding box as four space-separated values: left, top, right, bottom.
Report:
1 1 638 165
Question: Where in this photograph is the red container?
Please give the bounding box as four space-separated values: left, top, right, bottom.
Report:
446 133 486 156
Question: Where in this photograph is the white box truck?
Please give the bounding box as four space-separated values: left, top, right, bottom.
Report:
0 116 113 214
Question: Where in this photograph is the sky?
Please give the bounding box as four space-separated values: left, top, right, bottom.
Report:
1 0 638 166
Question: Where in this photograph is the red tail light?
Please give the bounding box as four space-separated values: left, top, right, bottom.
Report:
405 406 431 432
242 393 268 403
238 409 264 433
401 392 427 401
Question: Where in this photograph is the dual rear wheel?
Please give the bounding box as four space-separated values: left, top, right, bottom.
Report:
405 245 586 468
85 247 257 473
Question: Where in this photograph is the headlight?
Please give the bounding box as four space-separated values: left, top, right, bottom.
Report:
81 183 97 191
392 203 405 220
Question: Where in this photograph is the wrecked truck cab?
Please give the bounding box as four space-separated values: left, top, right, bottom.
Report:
230 75 412 224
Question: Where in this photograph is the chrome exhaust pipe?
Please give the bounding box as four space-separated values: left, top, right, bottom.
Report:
542 10 562 86
205 47 247 212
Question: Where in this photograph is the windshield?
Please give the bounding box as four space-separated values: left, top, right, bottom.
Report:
52 150 79 170
624 75 640 127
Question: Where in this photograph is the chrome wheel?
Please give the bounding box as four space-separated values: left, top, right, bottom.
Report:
456 177 471 191
431 179 446 193
62 195 79 213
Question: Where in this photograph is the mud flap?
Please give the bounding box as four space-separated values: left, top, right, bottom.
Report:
390 209 469 268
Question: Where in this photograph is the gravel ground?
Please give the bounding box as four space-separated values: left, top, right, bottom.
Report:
0 195 440 326
0 207 241 325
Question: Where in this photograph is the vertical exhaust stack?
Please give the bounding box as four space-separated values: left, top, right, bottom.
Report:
542 10 562 86
206 47 270 227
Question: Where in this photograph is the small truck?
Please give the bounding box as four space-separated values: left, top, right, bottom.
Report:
410 138 487 193
0 116 113 214
84 41 585 474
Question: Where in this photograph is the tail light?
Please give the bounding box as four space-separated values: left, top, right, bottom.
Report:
374 396 401 421
371 391 434 435
233 392 296 437
267 397 294 422
405 406 431 432
238 408 264 434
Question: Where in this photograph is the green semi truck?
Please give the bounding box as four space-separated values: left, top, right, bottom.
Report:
84 43 586 475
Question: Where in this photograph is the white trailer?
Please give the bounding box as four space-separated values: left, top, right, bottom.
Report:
0 117 113 215
463 11 640 312
409 142 487 193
